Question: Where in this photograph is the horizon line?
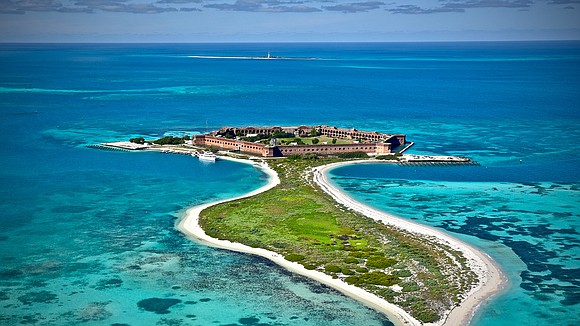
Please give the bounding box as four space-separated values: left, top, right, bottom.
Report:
2 39 580 45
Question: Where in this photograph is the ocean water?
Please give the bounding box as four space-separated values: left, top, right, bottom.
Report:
0 42 579 325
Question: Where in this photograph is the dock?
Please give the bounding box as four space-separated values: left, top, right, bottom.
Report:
397 154 478 166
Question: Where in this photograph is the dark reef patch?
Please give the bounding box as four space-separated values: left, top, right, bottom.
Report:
137 298 181 314
51 205 92 214
17 291 58 305
239 316 260 325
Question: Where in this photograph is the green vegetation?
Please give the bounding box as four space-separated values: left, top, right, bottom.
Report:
237 133 352 146
324 264 342 273
129 137 145 144
273 130 295 138
310 128 321 137
345 271 400 286
285 253 305 262
366 256 397 269
242 134 270 142
376 153 402 160
393 269 412 278
336 151 369 159
401 281 420 292
198 158 478 323
153 136 185 145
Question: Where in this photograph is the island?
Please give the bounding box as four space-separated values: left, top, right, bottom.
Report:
95 125 505 325
188 52 317 61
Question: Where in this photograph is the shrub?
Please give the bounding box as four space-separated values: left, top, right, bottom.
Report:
348 252 365 258
285 253 305 262
416 310 439 324
366 256 396 269
344 257 359 264
376 287 398 301
355 267 369 273
303 263 318 270
337 151 369 159
153 136 184 145
376 154 401 160
341 268 356 275
405 297 440 323
129 137 145 144
312 138 320 145
324 264 342 273
345 271 400 286
272 131 294 138
393 269 412 277
401 281 420 292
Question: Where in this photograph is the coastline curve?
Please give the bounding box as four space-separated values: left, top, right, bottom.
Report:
313 160 508 326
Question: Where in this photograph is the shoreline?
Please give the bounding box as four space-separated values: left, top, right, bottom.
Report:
313 160 508 326
176 157 506 326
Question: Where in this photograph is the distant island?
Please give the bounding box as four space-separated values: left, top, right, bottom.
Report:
188 52 317 61
95 125 502 325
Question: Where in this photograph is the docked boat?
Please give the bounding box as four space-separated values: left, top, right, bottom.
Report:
194 151 217 162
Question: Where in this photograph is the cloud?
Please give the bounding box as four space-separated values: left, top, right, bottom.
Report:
387 4 463 14
179 6 202 11
3 0 567 15
156 0 202 3
0 0 65 13
387 0 534 14
204 0 321 12
72 0 180 13
0 0 196 14
547 0 580 3
323 1 384 13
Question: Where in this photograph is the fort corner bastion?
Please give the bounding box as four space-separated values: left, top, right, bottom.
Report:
192 125 407 157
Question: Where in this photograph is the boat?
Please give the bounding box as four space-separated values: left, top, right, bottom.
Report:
194 151 217 162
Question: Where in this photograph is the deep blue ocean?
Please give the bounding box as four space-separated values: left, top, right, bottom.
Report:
0 42 578 326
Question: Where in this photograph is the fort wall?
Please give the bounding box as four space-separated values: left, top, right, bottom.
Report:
197 125 405 157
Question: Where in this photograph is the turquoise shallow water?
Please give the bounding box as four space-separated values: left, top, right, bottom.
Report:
0 151 391 325
0 42 579 325
328 165 579 325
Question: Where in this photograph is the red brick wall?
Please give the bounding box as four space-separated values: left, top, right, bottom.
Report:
277 143 381 156
194 136 270 156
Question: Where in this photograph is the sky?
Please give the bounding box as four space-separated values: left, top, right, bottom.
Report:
0 0 579 42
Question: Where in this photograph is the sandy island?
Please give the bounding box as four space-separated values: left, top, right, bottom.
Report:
177 157 507 326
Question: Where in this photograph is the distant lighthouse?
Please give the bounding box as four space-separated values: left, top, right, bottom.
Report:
267 51 271 59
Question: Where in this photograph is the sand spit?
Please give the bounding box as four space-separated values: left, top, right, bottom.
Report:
177 158 506 326
177 158 419 326
313 161 507 326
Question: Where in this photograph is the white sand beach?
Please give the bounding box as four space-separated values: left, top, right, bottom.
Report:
313 161 507 326
177 158 506 326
